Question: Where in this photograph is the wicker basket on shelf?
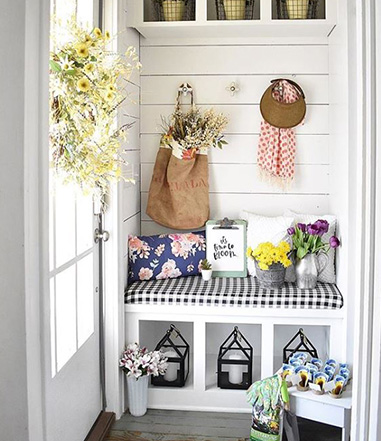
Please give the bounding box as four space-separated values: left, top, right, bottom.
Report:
215 0 255 20
276 0 320 19
151 0 195 22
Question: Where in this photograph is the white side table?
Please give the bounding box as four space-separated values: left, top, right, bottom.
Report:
289 386 352 441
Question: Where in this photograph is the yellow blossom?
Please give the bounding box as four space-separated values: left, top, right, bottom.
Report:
104 91 114 102
77 77 91 92
84 34 92 44
247 241 292 270
105 31 111 40
94 27 102 38
107 84 116 92
84 63 95 73
76 43 89 57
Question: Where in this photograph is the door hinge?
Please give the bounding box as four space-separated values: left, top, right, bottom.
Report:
94 228 110 243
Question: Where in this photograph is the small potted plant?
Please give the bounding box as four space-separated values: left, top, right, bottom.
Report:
119 343 168 417
247 241 292 289
287 220 341 289
200 259 213 281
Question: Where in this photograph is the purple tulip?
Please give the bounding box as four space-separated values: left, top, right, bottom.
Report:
297 223 307 233
329 236 341 248
307 223 320 236
287 227 296 235
315 219 329 236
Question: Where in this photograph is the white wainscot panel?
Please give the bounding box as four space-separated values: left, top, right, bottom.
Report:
141 193 330 222
141 163 329 195
141 75 329 105
123 213 141 258
122 149 141 222
140 221 205 236
123 117 140 151
141 134 329 165
141 46 328 75
118 81 140 131
141 105 329 135
123 179 140 222
119 27 140 87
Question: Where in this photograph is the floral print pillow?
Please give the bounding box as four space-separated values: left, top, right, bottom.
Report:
128 232 206 283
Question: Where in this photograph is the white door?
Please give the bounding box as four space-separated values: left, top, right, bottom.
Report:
46 181 102 441
45 1 104 440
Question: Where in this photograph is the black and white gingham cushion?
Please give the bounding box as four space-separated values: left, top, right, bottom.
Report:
125 276 343 309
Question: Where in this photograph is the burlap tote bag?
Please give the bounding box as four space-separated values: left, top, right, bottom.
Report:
146 89 210 230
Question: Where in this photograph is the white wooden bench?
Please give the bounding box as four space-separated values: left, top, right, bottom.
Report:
125 276 346 421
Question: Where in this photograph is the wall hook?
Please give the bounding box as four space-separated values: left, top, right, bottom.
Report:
226 81 240 97
178 82 193 97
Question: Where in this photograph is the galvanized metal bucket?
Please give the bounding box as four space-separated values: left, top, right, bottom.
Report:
254 260 286 289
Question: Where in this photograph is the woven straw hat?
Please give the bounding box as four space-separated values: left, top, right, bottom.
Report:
260 79 306 129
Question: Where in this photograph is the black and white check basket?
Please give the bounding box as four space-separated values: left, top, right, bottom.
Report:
125 276 343 309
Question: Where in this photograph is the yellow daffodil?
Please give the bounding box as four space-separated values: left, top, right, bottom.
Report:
84 63 95 73
105 31 111 40
107 84 116 92
76 43 89 57
77 77 91 92
94 27 102 38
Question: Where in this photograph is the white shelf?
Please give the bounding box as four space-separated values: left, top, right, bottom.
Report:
132 20 335 40
289 385 352 410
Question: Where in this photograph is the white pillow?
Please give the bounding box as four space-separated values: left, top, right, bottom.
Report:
284 210 337 284
241 210 294 277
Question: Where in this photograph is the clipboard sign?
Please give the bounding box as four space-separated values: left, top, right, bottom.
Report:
206 218 247 278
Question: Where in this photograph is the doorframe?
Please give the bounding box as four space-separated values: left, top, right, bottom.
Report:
102 0 128 418
24 0 50 440
350 0 381 439
23 1 126 441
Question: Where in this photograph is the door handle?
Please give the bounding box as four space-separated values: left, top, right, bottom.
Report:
94 228 110 243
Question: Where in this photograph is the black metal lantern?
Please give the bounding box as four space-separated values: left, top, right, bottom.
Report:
217 326 253 390
283 328 318 363
151 324 190 387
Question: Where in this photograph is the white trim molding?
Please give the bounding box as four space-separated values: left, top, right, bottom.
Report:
350 0 381 440
24 0 50 440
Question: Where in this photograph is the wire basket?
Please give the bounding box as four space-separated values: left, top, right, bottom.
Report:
151 0 195 21
215 0 255 20
276 0 319 19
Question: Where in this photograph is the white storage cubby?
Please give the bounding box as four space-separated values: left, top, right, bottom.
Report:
205 322 262 391
138 320 194 390
125 306 345 412
273 324 330 370
126 0 337 39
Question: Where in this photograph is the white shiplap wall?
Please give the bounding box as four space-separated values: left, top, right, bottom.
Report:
140 40 331 235
119 28 141 288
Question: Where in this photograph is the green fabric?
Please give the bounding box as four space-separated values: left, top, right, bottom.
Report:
250 428 281 441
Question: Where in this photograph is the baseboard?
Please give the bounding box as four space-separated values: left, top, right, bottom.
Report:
85 411 116 441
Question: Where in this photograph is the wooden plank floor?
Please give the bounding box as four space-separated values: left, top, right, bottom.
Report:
106 410 341 441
